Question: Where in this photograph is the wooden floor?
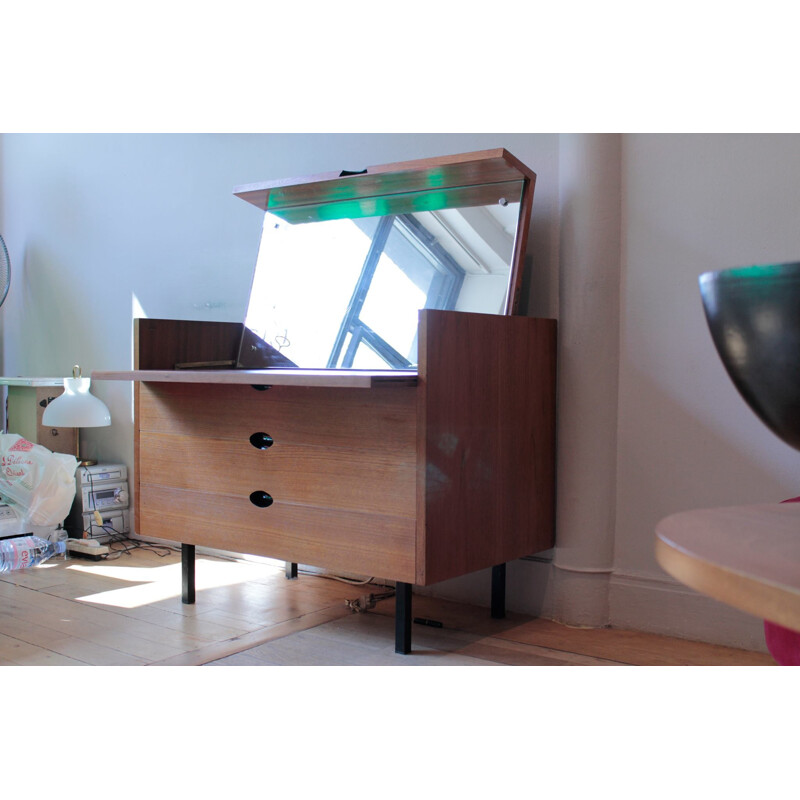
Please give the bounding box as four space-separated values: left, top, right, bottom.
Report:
0 543 776 667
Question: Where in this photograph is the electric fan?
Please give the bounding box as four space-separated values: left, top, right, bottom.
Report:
0 235 9 308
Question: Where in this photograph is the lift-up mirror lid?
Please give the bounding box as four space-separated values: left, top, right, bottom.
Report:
234 148 536 371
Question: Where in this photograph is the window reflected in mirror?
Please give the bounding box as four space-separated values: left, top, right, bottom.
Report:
241 187 523 370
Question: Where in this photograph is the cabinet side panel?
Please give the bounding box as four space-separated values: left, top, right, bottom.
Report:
417 310 556 585
134 319 243 370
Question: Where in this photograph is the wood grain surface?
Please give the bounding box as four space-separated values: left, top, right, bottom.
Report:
138 484 416 582
137 382 416 454
233 148 535 213
134 318 243 370
416 310 557 584
136 380 417 581
97 368 417 388
656 502 800 632
138 431 415 517
1 547 772 666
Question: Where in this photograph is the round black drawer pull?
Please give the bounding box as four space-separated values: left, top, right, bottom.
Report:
249 432 274 450
249 491 274 508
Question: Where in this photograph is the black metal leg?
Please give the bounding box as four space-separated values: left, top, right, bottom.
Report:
395 582 412 654
182 543 196 604
285 561 298 580
491 563 506 619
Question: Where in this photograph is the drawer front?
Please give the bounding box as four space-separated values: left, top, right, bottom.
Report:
139 430 415 518
138 483 416 583
135 381 418 582
139 382 416 455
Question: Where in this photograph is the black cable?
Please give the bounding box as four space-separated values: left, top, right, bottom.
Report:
80 467 176 560
101 533 176 561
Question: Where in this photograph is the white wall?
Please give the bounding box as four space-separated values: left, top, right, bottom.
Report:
618 134 800 565
3 132 797 650
610 134 800 648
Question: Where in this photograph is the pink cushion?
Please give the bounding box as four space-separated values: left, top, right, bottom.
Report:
764 620 800 665
764 496 800 665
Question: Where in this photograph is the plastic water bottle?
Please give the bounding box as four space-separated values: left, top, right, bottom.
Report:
0 535 67 573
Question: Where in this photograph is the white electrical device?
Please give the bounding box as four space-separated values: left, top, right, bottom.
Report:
68 463 130 541
78 481 129 513
77 464 128 486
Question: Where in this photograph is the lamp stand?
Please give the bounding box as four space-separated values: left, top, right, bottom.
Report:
75 428 97 467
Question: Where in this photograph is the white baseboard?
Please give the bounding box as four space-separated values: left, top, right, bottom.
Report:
415 559 769 653
608 571 768 653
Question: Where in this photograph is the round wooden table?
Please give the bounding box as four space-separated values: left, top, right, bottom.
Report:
656 502 800 633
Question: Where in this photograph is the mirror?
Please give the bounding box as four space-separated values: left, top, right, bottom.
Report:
239 186 523 370
234 149 535 371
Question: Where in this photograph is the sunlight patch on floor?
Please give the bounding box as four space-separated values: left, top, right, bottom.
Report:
69 557 280 609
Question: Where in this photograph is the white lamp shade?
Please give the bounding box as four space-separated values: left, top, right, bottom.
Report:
42 377 112 428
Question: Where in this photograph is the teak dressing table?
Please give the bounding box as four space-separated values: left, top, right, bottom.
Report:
95 150 557 654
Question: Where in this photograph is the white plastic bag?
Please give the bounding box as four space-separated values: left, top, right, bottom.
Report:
0 434 78 526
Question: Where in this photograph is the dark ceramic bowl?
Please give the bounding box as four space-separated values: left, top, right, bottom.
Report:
699 261 800 452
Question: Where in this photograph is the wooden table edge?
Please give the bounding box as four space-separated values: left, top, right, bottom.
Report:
655 533 800 634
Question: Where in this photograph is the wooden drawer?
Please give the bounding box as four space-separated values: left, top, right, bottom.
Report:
138 430 416 517
138 382 416 455
138 483 416 582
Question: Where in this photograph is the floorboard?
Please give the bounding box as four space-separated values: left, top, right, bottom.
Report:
0 542 777 667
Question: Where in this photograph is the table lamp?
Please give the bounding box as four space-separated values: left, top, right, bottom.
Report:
42 365 111 466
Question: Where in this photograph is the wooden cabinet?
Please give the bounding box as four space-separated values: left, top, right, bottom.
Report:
97 309 556 650
121 309 557 576
95 149 557 654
